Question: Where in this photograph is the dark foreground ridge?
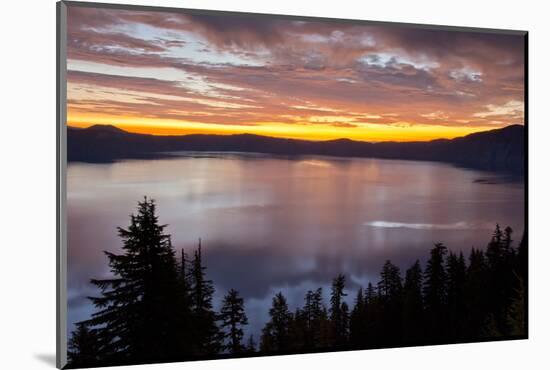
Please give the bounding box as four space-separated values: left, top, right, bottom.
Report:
67 124 525 173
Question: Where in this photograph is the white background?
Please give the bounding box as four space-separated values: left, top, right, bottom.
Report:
1 0 549 369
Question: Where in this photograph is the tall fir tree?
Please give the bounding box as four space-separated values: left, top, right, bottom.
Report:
486 224 504 269
506 275 526 336
349 287 367 346
260 292 293 352
362 282 382 346
365 282 377 303
486 225 516 334
516 232 528 283
68 323 100 368
171 248 193 354
81 198 182 364
378 260 402 299
296 288 329 350
188 239 222 355
219 289 249 354
423 243 448 341
464 247 490 339
377 260 403 344
329 274 349 346
446 252 467 339
402 260 424 343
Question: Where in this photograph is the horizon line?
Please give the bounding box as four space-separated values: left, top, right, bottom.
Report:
66 123 523 144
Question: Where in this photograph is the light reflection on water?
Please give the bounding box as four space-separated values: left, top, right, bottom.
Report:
67 154 524 340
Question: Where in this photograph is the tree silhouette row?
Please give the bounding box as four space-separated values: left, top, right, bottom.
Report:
68 198 527 368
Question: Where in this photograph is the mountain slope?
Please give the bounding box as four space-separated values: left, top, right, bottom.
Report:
67 124 525 173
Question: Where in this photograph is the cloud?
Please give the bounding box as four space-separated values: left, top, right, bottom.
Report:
330 122 358 128
449 67 483 82
363 221 494 230
65 5 526 135
473 100 524 119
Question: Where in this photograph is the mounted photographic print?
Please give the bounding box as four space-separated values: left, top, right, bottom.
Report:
56 1 528 368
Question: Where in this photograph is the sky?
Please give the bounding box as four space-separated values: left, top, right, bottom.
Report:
66 5 525 142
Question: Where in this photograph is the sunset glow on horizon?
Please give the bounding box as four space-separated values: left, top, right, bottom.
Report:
66 6 525 142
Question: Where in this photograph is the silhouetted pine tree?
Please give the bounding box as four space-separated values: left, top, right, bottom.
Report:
402 260 424 343
485 225 517 334
503 226 513 254
446 252 467 339
220 289 248 354
81 198 182 364
378 261 402 298
362 282 382 346
486 224 504 269
341 301 350 343
516 232 527 283
173 248 193 354
68 323 99 368
463 247 490 339
512 232 528 336
423 243 448 341
329 274 349 346
290 307 306 349
506 275 526 336
377 260 403 344
188 239 222 355
260 292 293 353
294 288 329 350
350 287 367 347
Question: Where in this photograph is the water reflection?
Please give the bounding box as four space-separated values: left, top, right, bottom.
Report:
67 154 524 339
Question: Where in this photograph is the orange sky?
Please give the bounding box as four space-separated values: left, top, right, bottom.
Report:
66 6 525 142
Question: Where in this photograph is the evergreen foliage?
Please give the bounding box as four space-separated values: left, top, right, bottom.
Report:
220 289 249 354
67 200 528 367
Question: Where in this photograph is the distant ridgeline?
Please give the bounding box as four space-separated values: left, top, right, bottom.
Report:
67 124 525 173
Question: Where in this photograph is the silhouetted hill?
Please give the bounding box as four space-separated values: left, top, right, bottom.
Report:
67 124 525 173
86 124 128 134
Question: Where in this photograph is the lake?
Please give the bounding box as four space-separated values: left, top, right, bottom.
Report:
67 153 524 340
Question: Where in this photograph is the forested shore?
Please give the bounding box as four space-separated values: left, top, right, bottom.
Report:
67 198 527 368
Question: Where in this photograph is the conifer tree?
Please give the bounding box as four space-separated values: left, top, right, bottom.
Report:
506 275 526 336
423 243 448 341
329 274 349 346
362 281 383 346
350 287 367 346
172 248 194 353
378 260 402 299
446 252 467 339
188 239 221 355
341 301 350 344
68 323 100 368
486 224 504 269
295 288 329 350
81 198 182 364
503 226 513 253
377 260 403 344
516 232 527 282
365 282 377 303
486 225 516 334
220 289 249 354
260 292 293 353
402 260 424 343
463 247 489 338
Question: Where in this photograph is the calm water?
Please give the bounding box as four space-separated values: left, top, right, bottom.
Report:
67 154 524 339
